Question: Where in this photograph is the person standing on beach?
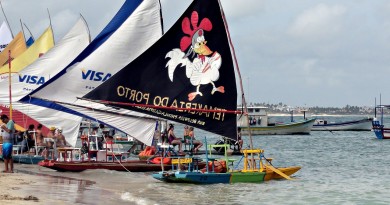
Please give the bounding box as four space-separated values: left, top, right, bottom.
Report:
1 114 15 173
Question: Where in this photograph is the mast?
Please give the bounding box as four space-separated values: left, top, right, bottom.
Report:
217 0 253 149
23 23 35 41
8 50 12 119
20 19 26 41
47 8 55 44
0 0 13 38
158 0 164 36
80 14 91 43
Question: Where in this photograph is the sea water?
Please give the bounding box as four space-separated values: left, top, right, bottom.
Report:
11 115 390 205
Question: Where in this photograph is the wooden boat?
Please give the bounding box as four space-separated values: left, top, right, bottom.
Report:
10 131 47 165
238 106 315 135
312 117 373 131
153 141 232 184
38 159 173 172
153 143 300 184
372 105 390 139
13 155 45 164
80 0 301 184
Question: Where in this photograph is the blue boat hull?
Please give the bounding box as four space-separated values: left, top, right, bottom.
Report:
372 118 390 139
153 171 231 184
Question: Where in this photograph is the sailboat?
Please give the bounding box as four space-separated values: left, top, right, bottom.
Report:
0 17 91 164
79 0 300 183
22 0 163 148
35 0 188 172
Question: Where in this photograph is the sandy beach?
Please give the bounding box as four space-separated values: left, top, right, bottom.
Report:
0 168 41 204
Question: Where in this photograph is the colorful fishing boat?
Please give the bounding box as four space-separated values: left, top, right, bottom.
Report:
79 0 301 184
153 138 233 184
238 106 315 135
372 105 390 139
153 142 300 184
38 159 172 172
312 117 373 131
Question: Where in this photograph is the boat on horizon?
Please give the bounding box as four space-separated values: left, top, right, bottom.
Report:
312 117 373 131
238 106 315 135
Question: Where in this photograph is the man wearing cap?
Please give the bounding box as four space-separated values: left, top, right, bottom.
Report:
1 114 15 173
43 127 56 159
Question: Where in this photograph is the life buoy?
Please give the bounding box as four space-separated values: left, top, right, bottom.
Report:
150 157 171 164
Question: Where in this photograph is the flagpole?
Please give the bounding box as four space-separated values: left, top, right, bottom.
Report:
8 50 12 119
23 23 35 41
20 19 26 41
217 0 257 170
0 0 13 38
217 0 253 148
47 8 55 44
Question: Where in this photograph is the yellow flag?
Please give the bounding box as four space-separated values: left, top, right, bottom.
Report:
0 32 27 66
0 26 54 75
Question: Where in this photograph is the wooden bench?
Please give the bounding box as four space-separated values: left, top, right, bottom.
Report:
103 143 129 162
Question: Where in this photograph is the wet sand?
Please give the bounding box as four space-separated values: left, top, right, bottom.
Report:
0 162 139 205
0 169 41 204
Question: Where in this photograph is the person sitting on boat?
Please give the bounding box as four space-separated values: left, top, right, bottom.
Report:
46 127 56 147
188 126 203 153
20 124 35 153
167 124 183 153
14 130 24 147
183 125 191 142
55 127 69 148
36 124 45 147
237 127 243 150
42 127 56 158
104 135 114 146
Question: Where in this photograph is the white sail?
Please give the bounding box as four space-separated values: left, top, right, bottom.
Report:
29 0 162 145
3 17 90 101
0 17 90 147
0 21 13 52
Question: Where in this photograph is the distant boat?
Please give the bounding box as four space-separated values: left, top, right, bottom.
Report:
372 105 390 139
312 117 373 131
237 106 315 135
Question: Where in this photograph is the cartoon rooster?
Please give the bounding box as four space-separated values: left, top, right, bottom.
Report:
166 11 225 101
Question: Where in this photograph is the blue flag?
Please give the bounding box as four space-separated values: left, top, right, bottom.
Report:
26 36 34 47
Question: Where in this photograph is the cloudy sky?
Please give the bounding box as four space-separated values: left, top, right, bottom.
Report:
1 0 389 107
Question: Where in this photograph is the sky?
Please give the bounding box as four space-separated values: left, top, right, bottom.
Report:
1 0 389 107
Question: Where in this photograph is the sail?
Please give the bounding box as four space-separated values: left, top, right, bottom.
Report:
30 0 162 102
28 0 148 96
22 0 162 146
0 32 27 66
0 21 13 52
3 18 90 101
83 0 238 139
0 26 54 79
0 17 90 147
0 104 48 133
